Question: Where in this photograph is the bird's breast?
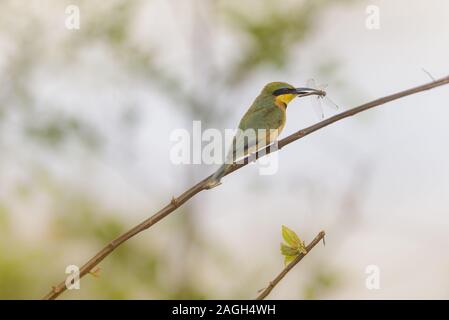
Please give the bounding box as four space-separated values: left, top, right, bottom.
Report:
274 101 287 125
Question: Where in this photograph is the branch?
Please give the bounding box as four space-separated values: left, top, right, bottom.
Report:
256 230 326 300
43 75 449 299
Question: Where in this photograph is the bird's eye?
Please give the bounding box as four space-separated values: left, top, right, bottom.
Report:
273 88 291 96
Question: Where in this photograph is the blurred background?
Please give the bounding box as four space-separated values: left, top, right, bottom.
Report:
1 0 449 299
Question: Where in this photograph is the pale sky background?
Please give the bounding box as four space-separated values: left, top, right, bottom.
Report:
1 0 449 298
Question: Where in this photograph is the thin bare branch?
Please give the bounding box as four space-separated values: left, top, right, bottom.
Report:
43 75 449 299
256 230 326 300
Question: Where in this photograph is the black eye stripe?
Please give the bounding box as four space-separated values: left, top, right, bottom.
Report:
273 88 292 96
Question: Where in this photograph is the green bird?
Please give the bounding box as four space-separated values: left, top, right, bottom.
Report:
207 81 324 188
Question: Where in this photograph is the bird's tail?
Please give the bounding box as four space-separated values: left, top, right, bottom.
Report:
206 163 230 189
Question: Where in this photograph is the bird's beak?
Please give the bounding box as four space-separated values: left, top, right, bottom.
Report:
293 87 324 97
273 87 325 97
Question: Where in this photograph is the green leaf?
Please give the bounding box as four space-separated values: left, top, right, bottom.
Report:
284 255 296 266
281 225 301 248
280 243 299 256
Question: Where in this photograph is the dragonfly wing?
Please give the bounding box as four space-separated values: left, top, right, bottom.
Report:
306 79 324 119
323 95 339 110
310 96 324 119
307 78 317 89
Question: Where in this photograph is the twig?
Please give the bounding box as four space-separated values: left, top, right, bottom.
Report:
43 75 449 299
256 230 326 300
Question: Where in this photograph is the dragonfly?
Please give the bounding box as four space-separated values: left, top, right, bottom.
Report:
306 79 339 119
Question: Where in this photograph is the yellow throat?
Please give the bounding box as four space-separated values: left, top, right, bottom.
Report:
275 93 297 106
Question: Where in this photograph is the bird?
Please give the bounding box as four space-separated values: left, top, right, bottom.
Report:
206 81 324 189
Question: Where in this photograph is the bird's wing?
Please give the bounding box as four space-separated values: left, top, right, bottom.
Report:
225 129 259 163
226 107 284 162
239 105 284 131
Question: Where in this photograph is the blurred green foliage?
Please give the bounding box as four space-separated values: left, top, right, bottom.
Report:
25 116 100 149
224 0 324 82
302 268 341 299
0 0 349 299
